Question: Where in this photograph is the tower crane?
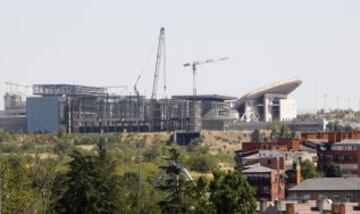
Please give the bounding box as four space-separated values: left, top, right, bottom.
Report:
183 57 229 97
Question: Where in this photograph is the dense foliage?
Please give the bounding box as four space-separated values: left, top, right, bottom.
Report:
0 130 255 213
299 160 323 180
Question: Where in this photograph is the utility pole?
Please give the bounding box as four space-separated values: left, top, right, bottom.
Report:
324 94 327 113
348 98 352 110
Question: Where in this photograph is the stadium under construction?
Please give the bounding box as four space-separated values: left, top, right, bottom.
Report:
1 82 239 133
0 78 329 134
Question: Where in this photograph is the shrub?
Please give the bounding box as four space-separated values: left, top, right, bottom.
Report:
0 142 20 153
21 142 36 152
0 130 12 143
187 154 218 173
142 145 161 162
54 140 74 155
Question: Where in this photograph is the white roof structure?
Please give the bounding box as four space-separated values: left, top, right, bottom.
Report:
235 78 302 108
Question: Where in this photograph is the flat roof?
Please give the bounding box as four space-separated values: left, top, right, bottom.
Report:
172 94 237 101
289 177 360 191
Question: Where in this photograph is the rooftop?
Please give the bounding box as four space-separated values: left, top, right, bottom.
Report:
289 177 360 192
242 164 273 173
333 139 360 146
171 94 237 101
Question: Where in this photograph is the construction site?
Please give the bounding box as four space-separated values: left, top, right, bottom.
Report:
0 28 317 134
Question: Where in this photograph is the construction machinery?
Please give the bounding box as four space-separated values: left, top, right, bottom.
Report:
151 27 167 100
133 27 167 99
183 57 229 97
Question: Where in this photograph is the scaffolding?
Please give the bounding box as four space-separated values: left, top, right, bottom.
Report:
33 84 107 97
24 84 238 133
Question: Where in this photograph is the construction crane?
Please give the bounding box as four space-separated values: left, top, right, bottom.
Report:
183 57 229 97
133 27 166 98
151 27 166 100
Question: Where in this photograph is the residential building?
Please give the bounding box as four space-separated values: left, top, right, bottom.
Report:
288 177 360 202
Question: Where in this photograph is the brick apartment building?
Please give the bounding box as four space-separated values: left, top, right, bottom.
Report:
301 131 360 144
239 154 301 202
242 138 301 152
288 177 360 203
301 131 360 176
242 165 286 201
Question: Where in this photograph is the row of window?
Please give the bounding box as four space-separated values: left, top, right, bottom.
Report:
332 145 360 151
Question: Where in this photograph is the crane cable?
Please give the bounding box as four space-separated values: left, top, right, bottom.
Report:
134 38 158 96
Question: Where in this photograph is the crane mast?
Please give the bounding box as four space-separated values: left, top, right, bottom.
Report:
151 27 166 100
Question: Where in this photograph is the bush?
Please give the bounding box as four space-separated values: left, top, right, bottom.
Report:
142 145 161 162
54 141 74 155
58 125 67 138
21 142 36 152
74 135 98 145
187 139 202 151
187 154 218 173
0 142 20 153
0 130 12 143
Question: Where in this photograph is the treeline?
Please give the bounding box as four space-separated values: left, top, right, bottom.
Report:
0 131 256 213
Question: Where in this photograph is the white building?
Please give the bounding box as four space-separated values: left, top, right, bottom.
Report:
235 78 302 122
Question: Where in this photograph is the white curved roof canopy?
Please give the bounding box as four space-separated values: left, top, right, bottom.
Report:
235 78 302 108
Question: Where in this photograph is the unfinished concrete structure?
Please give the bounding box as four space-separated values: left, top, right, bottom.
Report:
22 84 236 133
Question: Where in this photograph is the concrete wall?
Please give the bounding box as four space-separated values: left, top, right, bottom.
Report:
27 96 60 133
280 99 297 121
0 115 26 132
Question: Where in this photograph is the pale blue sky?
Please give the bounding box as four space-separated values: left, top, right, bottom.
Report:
1 0 360 111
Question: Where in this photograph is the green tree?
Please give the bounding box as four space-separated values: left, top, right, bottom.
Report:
209 171 256 214
28 155 64 212
269 123 296 140
191 177 211 214
324 162 342 177
54 149 122 213
156 148 195 214
187 153 218 173
0 155 34 213
251 129 262 142
300 160 323 180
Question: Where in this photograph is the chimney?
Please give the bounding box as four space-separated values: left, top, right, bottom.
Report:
285 203 295 214
316 198 324 212
332 203 346 214
329 132 337 144
357 152 360 177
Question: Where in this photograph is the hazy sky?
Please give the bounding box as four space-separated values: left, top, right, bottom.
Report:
1 0 360 112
